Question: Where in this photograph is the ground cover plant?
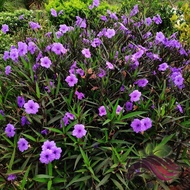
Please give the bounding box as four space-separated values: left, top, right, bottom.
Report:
0 0 190 189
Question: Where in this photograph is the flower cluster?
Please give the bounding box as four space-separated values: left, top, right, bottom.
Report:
40 140 62 164
131 118 152 133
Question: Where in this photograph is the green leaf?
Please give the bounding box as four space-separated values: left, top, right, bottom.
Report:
79 146 90 166
33 174 53 183
53 177 66 184
47 114 63 126
22 133 36 142
96 174 111 188
153 144 172 157
102 119 111 126
21 164 31 190
35 82 41 99
121 111 146 120
111 178 124 190
66 175 91 188
155 134 174 150
45 127 63 135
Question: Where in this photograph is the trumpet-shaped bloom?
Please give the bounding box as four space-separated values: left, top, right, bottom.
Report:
5 123 15 138
98 106 107 116
24 100 40 114
17 138 29 152
129 90 141 102
40 56 52 68
72 124 87 138
65 74 78 87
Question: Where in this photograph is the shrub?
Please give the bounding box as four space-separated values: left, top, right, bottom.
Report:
170 3 190 47
45 0 119 27
0 3 190 189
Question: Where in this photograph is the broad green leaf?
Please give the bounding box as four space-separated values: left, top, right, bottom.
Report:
66 175 91 188
21 164 31 190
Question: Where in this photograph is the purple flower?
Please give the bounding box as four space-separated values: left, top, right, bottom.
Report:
59 24 69 34
91 38 102 47
61 115 69 127
50 8 57 17
17 96 25 108
65 112 75 120
152 14 162 24
24 100 40 114
51 42 67 55
125 101 133 111
100 15 108 21
76 68 84 76
130 119 142 133
7 174 16 181
41 129 48 135
17 138 29 152
5 65 11 75
29 21 41 30
21 116 30 126
40 56 52 68
116 105 123 115
135 78 148 87
3 51 9 61
158 63 169 71
0 110 5 116
129 90 141 102
98 106 107 116
28 42 37 54
42 140 56 151
19 14 24 20
155 32 165 43
141 117 152 131
39 149 55 164
10 48 18 62
76 16 86 28
56 31 63 39
1 24 9 34
145 17 152 26
130 5 139 17
65 74 78 87
18 42 28 56
93 0 100 7
98 68 106 78
82 48 91 58
72 124 87 138
104 28 116 38
5 123 15 138
106 61 114 70
51 146 62 160
75 90 85 100
174 75 184 87
176 102 183 113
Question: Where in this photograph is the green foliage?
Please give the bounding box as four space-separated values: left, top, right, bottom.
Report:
45 0 119 27
170 3 190 46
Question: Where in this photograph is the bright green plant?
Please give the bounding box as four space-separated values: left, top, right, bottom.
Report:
45 0 119 27
170 3 190 47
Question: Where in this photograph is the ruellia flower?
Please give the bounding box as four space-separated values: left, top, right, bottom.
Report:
135 78 148 87
21 116 30 126
82 48 91 58
24 100 40 114
17 96 25 108
72 124 87 138
29 21 41 30
5 123 15 138
1 24 9 34
106 61 114 70
129 90 141 102
75 90 85 100
125 101 133 111
131 117 152 133
65 74 78 87
50 8 57 17
98 106 107 116
116 105 123 115
51 42 67 55
5 65 11 75
40 140 62 164
158 63 169 71
7 174 16 181
40 56 52 68
17 138 29 152
104 28 115 38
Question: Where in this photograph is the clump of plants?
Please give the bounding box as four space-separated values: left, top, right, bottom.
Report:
0 1 190 189
170 3 190 47
45 0 119 27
